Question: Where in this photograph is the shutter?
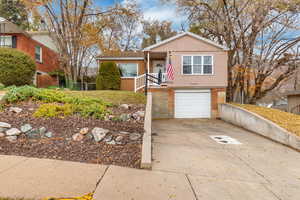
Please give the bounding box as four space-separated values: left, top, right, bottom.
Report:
12 36 17 48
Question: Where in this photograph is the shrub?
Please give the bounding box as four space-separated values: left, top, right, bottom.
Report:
33 103 74 118
0 83 5 90
96 61 121 90
0 48 36 86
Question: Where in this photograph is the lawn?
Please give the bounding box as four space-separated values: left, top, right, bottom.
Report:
234 104 300 137
64 90 146 105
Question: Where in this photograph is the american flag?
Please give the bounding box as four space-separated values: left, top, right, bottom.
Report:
167 54 175 81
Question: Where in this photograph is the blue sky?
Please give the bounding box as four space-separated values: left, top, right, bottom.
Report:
95 0 187 30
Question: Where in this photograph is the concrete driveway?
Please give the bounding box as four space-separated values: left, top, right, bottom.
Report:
152 119 300 200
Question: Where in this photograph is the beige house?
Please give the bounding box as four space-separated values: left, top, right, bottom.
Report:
97 32 228 119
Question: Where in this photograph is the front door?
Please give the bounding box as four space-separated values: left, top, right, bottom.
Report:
153 60 166 73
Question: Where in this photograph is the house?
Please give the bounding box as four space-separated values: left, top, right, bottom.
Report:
0 17 59 88
286 91 300 114
97 32 228 119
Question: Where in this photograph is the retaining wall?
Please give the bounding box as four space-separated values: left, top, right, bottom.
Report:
219 103 300 151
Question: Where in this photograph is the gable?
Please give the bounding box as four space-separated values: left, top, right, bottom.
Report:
150 34 224 52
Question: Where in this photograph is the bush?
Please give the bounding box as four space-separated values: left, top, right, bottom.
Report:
0 48 36 86
0 83 5 90
33 103 74 118
2 86 111 119
96 61 121 90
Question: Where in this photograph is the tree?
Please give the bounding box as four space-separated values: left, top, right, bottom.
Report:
0 0 29 29
141 20 177 48
170 0 300 103
96 62 121 90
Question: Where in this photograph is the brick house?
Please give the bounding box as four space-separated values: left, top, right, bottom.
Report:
0 17 59 88
97 32 228 119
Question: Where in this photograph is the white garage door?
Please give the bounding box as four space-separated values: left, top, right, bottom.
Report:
175 90 211 118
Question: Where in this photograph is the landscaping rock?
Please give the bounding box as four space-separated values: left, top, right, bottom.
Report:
92 127 109 142
9 107 22 113
135 110 145 118
115 135 124 142
120 114 130 122
21 124 32 133
103 135 113 142
44 132 53 138
6 136 17 142
120 104 129 109
72 133 84 142
26 129 40 139
39 127 47 135
0 122 11 128
106 140 116 145
79 127 89 135
0 127 7 132
0 132 5 138
6 128 21 136
120 131 130 135
130 133 141 141
131 113 140 120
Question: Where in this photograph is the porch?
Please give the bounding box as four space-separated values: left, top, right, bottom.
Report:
134 51 168 92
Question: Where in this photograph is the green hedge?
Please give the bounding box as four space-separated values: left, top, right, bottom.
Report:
96 61 121 90
0 48 36 86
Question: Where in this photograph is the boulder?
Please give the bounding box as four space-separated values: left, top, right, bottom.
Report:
79 127 89 135
6 136 17 142
6 128 21 136
115 135 124 142
129 133 141 141
44 132 53 138
92 127 109 142
120 104 129 109
9 107 22 113
0 132 5 138
26 129 40 139
103 135 113 142
39 127 47 135
135 110 145 118
21 124 32 133
0 122 11 128
72 133 84 142
120 114 130 122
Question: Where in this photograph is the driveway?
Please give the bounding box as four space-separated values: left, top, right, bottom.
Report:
152 119 300 200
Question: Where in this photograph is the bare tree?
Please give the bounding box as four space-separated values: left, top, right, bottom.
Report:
168 0 300 103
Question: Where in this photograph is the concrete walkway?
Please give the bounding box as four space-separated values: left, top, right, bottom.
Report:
1 119 300 199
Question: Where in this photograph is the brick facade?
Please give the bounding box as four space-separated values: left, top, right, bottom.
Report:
1 33 59 88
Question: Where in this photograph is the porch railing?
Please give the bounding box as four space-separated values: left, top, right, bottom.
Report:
134 73 167 92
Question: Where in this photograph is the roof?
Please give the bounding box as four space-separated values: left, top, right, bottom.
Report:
97 51 144 60
143 31 229 51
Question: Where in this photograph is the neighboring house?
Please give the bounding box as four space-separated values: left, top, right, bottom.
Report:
0 17 59 88
286 91 300 114
97 32 228 119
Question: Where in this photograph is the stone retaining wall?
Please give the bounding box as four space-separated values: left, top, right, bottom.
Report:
219 103 300 151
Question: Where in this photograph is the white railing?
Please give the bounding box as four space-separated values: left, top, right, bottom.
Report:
134 74 146 92
134 73 167 92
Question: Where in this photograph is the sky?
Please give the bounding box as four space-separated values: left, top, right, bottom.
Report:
95 0 188 30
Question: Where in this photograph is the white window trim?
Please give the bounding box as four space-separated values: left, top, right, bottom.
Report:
0 35 12 47
35 46 42 63
117 63 139 79
181 55 214 75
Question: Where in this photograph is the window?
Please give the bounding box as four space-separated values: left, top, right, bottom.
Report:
118 63 138 77
35 46 42 63
182 55 213 75
0 36 12 47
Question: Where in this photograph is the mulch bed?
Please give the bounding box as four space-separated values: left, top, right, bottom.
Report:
0 101 145 168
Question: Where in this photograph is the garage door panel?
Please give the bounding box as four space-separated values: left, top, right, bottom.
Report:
175 90 211 118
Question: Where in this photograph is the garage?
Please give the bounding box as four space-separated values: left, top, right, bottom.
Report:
175 90 211 118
